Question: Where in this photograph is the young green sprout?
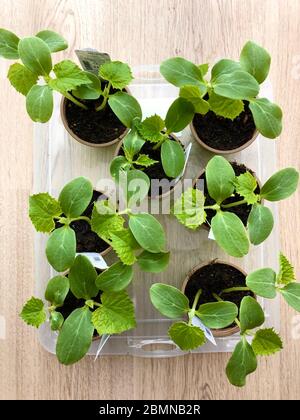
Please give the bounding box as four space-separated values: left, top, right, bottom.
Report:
160 41 282 139
20 255 136 365
30 176 170 274
109 93 194 184
0 28 133 122
150 283 238 351
173 156 299 257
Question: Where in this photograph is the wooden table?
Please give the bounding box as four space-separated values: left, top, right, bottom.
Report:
0 0 299 400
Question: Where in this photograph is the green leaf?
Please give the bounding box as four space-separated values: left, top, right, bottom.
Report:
208 91 244 120
150 284 190 318
226 338 257 387
46 226 76 272
252 328 283 356
96 262 133 292
123 128 145 158
199 63 209 77
0 28 19 59
58 177 93 218
110 156 132 179
18 36 52 75
169 321 205 351
165 98 195 133
137 115 165 142
7 63 38 96
92 291 136 335
68 255 98 300
99 60 133 89
29 193 62 233
91 205 124 240
196 301 238 329
20 297 46 328
211 59 241 81
26 85 53 123
129 213 166 253
50 311 64 331
211 212 250 257
134 154 158 167
110 229 138 265
160 57 206 91
206 156 235 204
247 204 274 245
45 275 70 306
49 60 91 93
173 187 206 230
213 70 260 100
72 71 102 100
240 296 265 334
277 253 296 285
260 168 299 201
233 172 259 205
120 169 150 207
240 41 271 84
109 92 142 128
246 268 277 298
161 139 185 178
56 307 94 365
249 98 282 138
279 283 300 312
36 30 68 53
179 85 210 115
137 251 170 273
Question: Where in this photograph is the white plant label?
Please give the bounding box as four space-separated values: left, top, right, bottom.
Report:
94 334 110 361
192 315 216 346
75 252 108 270
75 48 110 75
175 142 192 183
208 228 215 241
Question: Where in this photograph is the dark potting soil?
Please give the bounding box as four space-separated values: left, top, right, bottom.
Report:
193 100 256 151
119 139 179 197
65 89 126 144
55 190 109 253
195 162 260 226
184 262 254 327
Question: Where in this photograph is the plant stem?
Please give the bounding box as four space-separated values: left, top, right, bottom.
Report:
153 133 168 150
213 293 241 329
220 286 250 295
221 199 247 209
95 82 111 111
64 91 88 110
70 216 91 224
188 289 202 325
93 302 102 307
204 204 220 211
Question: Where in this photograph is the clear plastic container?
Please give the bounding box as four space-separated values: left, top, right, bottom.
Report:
33 66 280 357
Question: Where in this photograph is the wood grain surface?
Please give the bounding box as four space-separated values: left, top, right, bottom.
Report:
0 0 299 400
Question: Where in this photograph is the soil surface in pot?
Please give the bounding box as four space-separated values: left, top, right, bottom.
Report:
56 190 109 253
119 138 181 197
65 89 126 144
196 162 260 226
193 100 256 151
57 286 102 337
184 262 254 327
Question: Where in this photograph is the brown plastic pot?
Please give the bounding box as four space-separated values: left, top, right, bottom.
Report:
192 162 263 231
190 119 259 155
181 260 250 337
60 87 131 148
114 133 186 200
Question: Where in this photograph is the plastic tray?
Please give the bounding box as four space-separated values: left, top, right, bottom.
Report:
33 65 280 357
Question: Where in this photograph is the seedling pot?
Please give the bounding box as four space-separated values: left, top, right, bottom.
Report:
193 161 262 231
60 87 131 148
182 260 253 337
114 133 186 199
190 112 259 155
